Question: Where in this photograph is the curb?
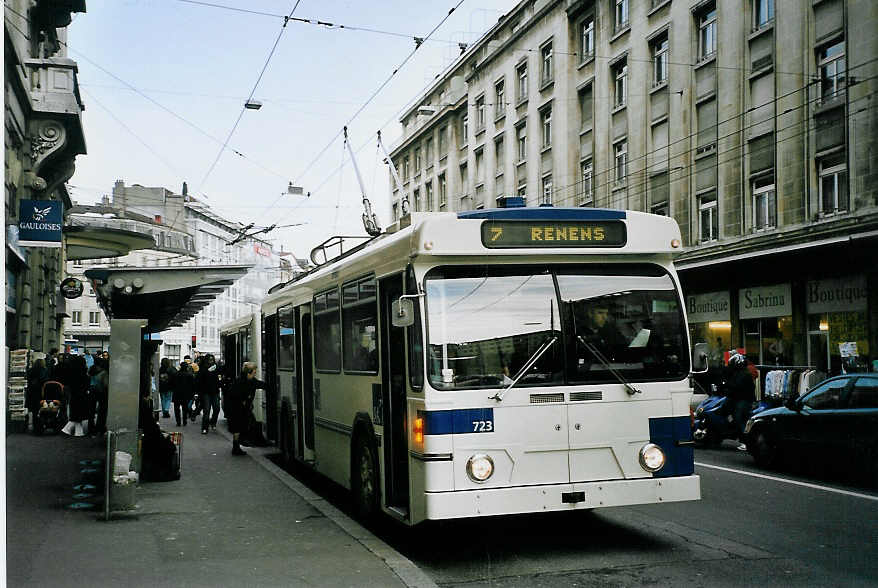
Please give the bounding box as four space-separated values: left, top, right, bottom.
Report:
218 427 438 588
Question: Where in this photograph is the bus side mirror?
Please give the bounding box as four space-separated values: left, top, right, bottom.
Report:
392 298 414 328
691 342 709 374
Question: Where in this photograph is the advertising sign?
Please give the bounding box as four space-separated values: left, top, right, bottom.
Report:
806 275 868 314
18 199 63 247
739 283 792 319
686 291 731 323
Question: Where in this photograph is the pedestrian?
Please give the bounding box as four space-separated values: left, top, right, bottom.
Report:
47 347 59 378
225 362 266 456
197 354 221 434
60 353 90 436
159 358 175 419
90 357 109 435
173 361 195 426
26 357 49 433
726 351 756 451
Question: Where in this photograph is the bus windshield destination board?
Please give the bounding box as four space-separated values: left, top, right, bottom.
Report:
480 220 627 249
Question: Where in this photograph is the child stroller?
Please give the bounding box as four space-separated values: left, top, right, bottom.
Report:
34 380 66 435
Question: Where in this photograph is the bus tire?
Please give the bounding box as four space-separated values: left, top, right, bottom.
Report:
351 434 379 521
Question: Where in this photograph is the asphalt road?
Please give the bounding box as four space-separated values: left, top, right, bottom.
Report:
282 440 878 587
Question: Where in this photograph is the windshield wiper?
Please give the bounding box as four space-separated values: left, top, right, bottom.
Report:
489 336 557 402
577 335 642 396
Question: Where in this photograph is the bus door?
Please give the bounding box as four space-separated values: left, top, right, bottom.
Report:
299 308 316 459
262 313 278 443
379 275 409 511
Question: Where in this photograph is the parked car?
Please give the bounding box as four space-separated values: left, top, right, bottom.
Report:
744 374 878 482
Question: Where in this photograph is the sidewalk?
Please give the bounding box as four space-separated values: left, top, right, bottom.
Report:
6 417 435 587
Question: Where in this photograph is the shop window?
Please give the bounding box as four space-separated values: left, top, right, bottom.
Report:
808 312 869 375
314 288 341 372
699 191 718 242
818 152 848 214
342 276 378 374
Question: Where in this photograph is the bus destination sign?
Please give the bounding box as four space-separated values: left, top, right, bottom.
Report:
480 220 627 249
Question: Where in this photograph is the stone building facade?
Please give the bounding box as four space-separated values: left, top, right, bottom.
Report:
5 0 87 353
389 0 877 375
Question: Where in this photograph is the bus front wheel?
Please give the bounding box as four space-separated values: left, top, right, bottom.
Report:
352 436 379 520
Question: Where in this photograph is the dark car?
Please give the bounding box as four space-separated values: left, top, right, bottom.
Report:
744 374 878 480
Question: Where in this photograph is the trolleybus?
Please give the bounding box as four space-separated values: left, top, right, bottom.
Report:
219 313 272 439
260 206 705 524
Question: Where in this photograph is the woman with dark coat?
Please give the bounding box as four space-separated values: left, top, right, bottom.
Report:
173 362 195 426
59 354 90 436
225 362 266 456
26 358 49 432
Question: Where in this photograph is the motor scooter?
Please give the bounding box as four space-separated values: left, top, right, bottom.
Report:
692 383 771 446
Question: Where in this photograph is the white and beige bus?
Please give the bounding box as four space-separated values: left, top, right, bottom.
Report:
260 206 704 525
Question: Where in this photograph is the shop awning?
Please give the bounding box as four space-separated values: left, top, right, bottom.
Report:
84 265 251 332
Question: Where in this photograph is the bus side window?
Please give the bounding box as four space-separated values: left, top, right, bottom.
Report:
406 265 424 390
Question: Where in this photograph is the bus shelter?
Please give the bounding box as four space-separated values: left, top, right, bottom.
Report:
83 265 250 513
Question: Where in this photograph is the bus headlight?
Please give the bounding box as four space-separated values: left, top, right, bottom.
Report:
639 443 666 473
466 454 494 483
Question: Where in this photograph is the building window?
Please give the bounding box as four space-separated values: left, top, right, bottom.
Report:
819 152 848 214
475 95 486 130
579 84 593 130
72 311 82 326
614 140 628 184
517 182 527 198
580 16 594 61
89 311 100 327
818 39 845 102
754 0 773 29
494 137 504 175
516 123 527 162
579 159 593 205
412 188 420 212
699 191 718 242
752 176 776 230
540 41 553 85
426 180 435 210
460 113 468 146
517 61 528 102
494 79 505 119
459 163 468 196
414 147 421 173
652 32 669 86
613 59 628 108
541 175 553 205
403 156 410 181
540 107 552 148
439 125 448 155
651 201 669 216
392 202 399 221
425 137 434 165
699 6 717 60
438 173 446 206
475 149 484 184
615 0 629 32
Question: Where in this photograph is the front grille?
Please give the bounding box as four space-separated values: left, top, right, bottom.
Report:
529 393 564 404
569 391 603 402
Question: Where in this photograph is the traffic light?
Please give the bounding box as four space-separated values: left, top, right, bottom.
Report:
191 335 197 348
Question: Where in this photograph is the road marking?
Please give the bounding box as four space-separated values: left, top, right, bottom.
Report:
695 462 878 502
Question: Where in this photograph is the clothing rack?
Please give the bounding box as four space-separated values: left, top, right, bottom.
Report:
755 364 816 370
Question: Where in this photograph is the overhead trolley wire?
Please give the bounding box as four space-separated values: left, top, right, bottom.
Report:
199 0 304 191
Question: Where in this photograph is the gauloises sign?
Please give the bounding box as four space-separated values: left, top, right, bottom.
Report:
18 199 63 247
481 220 626 249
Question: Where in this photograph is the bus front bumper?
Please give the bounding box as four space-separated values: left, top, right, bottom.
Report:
424 475 701 520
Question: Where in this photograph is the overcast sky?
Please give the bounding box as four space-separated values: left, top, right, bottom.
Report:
67 0 513 259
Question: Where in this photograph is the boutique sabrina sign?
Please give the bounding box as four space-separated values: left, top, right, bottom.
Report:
18 199 62 247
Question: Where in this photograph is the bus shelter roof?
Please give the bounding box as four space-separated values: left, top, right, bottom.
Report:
83 265 252 332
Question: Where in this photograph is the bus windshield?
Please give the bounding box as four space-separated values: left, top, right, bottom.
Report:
425 265 688 390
